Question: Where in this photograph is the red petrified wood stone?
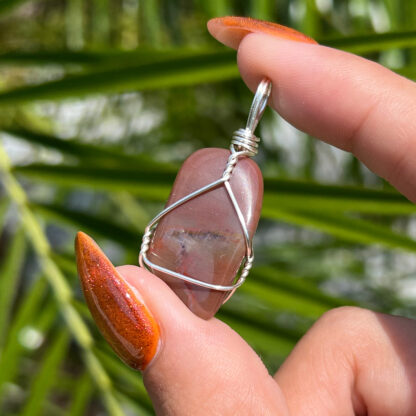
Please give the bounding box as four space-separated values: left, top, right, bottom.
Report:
147 148 263 319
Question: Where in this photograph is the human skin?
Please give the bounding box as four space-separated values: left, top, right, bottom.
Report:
76 17 416 415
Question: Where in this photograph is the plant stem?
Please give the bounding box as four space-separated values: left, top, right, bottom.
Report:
0 144 124 416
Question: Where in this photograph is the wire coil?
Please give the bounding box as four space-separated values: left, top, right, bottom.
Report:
139 78 272 299
231 128 260 157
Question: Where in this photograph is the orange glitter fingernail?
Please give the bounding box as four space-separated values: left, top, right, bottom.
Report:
207 16 317 49
75 231 160 371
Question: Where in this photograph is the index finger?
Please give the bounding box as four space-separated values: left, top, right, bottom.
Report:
208 18 416 202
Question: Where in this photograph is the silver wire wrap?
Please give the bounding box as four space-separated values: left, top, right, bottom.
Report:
139 78 272 300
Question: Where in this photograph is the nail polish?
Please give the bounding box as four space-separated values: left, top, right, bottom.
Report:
76 231 159 370
207 16 317 49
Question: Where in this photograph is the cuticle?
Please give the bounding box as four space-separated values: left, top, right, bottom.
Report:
128 283 164 372
142 334 163 373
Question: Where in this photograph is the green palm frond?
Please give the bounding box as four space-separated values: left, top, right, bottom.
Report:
2 0 416 414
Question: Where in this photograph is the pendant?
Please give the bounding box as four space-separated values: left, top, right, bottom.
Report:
139 79 271 319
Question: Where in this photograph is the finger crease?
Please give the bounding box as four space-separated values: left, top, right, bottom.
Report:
348 96 381 157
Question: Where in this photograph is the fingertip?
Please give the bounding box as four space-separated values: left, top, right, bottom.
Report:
235 32 373 145
236 32 321 94
236 31 416 204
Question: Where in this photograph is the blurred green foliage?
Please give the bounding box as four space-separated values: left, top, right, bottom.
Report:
1 0 416 414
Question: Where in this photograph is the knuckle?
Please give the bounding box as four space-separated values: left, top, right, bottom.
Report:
315 306 375 339
320 305 369 322
303 307 379 374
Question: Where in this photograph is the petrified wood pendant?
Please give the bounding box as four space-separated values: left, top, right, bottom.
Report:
139 79 271 319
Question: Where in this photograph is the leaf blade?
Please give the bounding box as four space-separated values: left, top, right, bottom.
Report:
0 51 238 105
20 330 70 416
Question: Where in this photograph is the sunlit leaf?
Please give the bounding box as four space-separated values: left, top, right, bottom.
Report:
262 206 416 252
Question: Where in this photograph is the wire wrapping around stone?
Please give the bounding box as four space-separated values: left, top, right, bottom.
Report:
138 78 271 301
139 145 255 298
232 128 260 157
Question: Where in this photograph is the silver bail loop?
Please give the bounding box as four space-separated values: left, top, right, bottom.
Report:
231 78 272 157
246 78 272 133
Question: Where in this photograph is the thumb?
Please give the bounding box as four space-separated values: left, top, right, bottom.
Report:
75 232 286 415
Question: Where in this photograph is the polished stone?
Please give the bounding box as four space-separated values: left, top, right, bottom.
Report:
147 148 263 319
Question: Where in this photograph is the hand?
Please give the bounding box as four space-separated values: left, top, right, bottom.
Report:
76 17 416 415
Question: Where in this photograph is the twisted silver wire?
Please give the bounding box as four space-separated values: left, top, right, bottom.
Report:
139 78 271 298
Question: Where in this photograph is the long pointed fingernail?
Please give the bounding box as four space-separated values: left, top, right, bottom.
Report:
207 16 317 49
75 231 160 371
